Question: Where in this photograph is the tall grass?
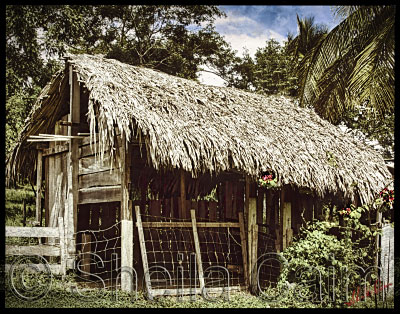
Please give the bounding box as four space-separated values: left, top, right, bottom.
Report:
5 184 36 226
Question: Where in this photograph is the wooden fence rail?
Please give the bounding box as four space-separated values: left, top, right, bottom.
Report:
5 217 67 276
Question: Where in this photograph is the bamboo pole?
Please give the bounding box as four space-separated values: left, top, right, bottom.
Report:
190 209 205 290
135 206 152 293
35 149 43 225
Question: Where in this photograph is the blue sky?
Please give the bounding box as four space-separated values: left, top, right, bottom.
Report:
198 5 340 86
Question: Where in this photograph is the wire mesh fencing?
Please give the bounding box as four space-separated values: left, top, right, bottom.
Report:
139 213 244 292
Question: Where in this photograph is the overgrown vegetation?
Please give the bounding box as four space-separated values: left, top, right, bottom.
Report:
274 202 394 308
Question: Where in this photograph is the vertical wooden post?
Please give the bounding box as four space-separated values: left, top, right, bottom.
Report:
180 169 186 219
247 197 257 288
238 212 249 288
66 64 80 259
35 149 43 225
232 182 238 220
282 202 292 250
225 181 233 220
120 134 133 291
244 176 250 227
251 223 258 292
58 217 67 277
279 188 285 252
190 209 205 290
135 206 152 293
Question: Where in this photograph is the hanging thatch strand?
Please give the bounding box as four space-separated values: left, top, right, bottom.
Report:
6 54 392 204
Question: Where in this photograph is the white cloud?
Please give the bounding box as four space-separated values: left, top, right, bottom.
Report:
213 12 286 58
223 31 284 58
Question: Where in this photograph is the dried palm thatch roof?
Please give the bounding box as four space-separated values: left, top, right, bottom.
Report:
6 53 392 204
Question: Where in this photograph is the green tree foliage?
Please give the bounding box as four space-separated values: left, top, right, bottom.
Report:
5 5 235 156
296 6 395 123
288 8 394 157
226 39 297 96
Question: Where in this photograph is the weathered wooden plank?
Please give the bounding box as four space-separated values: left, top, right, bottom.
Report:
232 182 238 220
163 198 172 219
180 170 186 219
44 157 49 227
140 221 241 228
208 201 217 221
225 181 233 220
90 205 100 230
247 198 257 287
81 233 91 278
277 188 285 252
79 169 121 189
58 217 67 275
198 200 207 219
238 212 249 288
244 176 250 229
36 149 43 225
78 185 121 204
6 245 61 257
79 154 116 175
6 226 59 238
79 137 123 158
49 174 63 228
190 209 205 290
265 190 272 233
42 144 69 157
120 132 131 221
149 200 161 220
150 286 242 296
256 188 264 225
5 263 63 275
282 201 291 250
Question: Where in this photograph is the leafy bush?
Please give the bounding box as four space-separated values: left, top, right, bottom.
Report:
277 204 379 307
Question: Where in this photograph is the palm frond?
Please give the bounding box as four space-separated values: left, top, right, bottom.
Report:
299 6 395 121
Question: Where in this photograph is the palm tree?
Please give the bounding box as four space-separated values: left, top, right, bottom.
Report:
287 15 328 100
296 6 395 124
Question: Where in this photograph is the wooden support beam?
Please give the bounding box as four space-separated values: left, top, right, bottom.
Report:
251 223 258 292
120 133 131 220
121 217 134 291
190 209 205 290
35 149 43 225
135 206 152 293
238 212 249 289
247 197 257 288
244 176 250 229
58 217 67 276
66 64 80 258
180 170 186 219
140 221 240 228
278 188 285 252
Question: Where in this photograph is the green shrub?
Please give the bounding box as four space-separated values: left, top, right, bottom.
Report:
277 205 380 308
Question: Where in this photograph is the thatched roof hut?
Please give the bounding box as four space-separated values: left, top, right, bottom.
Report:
6 53 391 204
